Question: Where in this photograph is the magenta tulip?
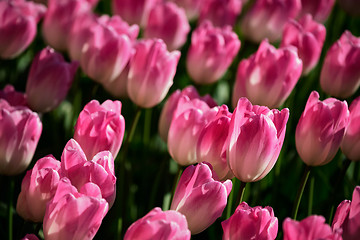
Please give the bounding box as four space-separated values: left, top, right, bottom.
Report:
26 47 79 112
284 215 342 240
124 207 191 240
320 31 360 99
232 40 302 109
298 0 335 23
170 162 232 234
22 234 39 240
186 21 241 84
0 100 42 175
74 100 125 160
0 0 46 59
127 39 180 108
296 91 349 166
241 0 301 42
227 98 289 182
43 178 109 240
222 202 278 240
16 156 61 222
281 14 326 75
0 85 27 107
144 2 190 50
341 97 360 161
199 0 242 27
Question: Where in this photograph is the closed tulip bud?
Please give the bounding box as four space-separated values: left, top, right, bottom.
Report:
197 105 233 180
241 0 301 43
0 85 27 107
232 40 302 109
299 0 335 23
284 215 342 240
166 0 203 20
16 156 61 222
112 0 161 27
0 100 42 175
281 15 326 75
158 86 217 142
0 0 46 59
170 162 232 234
127 39 180 108
332 186 360 240
144 3 190 50
296 91 349 166
60 139 116 207
74 100 125 160
124 207 191 240
26 47 79 113
320 31 360 99
43 178 109 240
186 21 241 84
222 202 278 240
42 0 94 51
341 97 360 161
199 0 242 27
228 98 289 182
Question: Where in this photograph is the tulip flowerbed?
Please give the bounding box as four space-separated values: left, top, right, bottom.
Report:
1 0 360 239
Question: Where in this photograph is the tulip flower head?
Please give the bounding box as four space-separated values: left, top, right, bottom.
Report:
199 0 242 27
0 85 27 107
299 0 335 23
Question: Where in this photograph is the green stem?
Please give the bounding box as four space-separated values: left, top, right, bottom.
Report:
8 178 14 240
226 178 236 219
169 166 183 210
143 108 152 145
235 181 247 207
292 165 311 220
308 177 315 216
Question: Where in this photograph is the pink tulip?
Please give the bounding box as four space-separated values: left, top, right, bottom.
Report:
42 0 94 51
80 19 132 85
339 0 360 16
74 100 125 160
112 0 161 27
232 40 302 109
227 98 289 182
222 202 278 240
16 156 61 222
241 0 301 42
199 0 242 27
43 178 108 240
0 85 27 107
332 186 360 240
284 215 342 240
166 0 203 20
102 62 130 99
299 0 335 23
0 0 46 59
320 31 360 99
158 86 217 142
168 104 218 165
124 207 191 240
0 100 42 175
341 97 360 161
186 21 241 84
127 39 180 108
296 91 349 166
170 162 232 234
60 139 116 207
22 234 39 240
196 105 233 180
26 47 79 113
281 14 326 75
144 2 190 50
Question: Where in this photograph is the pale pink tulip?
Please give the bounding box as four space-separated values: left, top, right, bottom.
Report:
124 207 191 240
0 85 27 107
341 97 360 161
232 40 302 109
0 100 42 175
281 14 326 75
26 47 79 113
199 0 242 27
102 62 130 99
170 162 232 234
16 156 61 222
227 98 289 182
296 91 349 166
127 39 180 108
74 100 125 160
299 0 335 23
187 21 241 84
0 0 46 59
320 31 360 99
222 202 278 240
144 2 190 50
43 178 108 240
